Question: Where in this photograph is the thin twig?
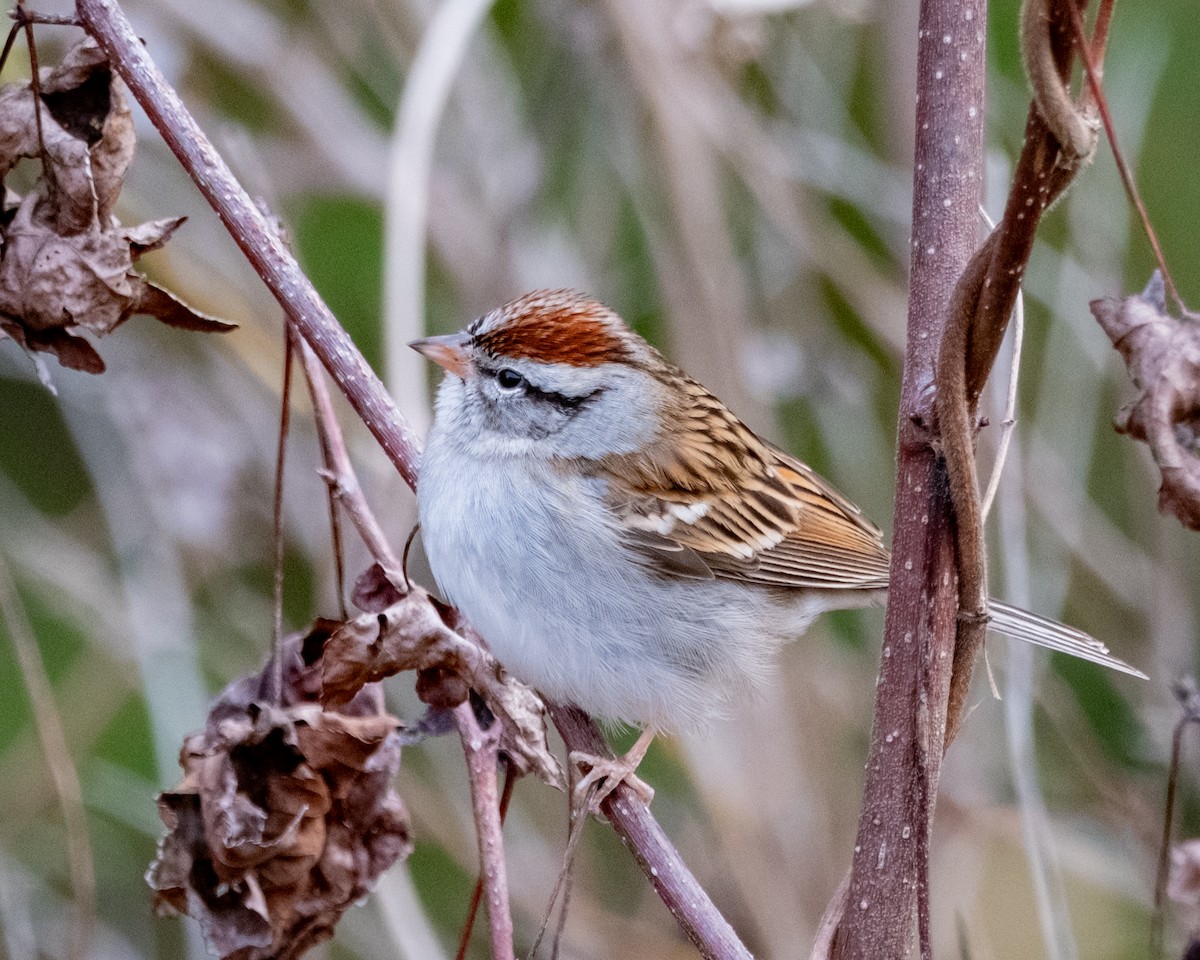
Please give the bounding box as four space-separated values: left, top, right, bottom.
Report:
17 2 47 163
529 764 594 960
0 19 23 76
809 871 849 960
75 3 751 955
5 9 79 26
268 330 294 705
0 557 95 960
1088 0 1116 71
453 702 515 960
295 339 351 619
455 762 516 960
1062 0 1185 313
549 833 575 960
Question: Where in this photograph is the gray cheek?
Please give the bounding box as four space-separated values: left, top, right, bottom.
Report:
480 398 562 440
551 391 660 459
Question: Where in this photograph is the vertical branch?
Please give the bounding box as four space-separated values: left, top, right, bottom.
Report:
453 703 515 960
296 337 350 620
940 0 1105 743
833 0 986 955
267 332 294 704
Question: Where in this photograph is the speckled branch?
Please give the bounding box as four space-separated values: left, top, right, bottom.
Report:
74 1 752 956
832 0 985 955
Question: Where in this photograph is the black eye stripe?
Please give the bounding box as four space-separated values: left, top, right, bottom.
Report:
477 364 604 411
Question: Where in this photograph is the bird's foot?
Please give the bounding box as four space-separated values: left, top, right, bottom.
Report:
568 727 657 818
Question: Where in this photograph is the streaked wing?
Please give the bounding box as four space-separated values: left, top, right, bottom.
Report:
575 371 891 590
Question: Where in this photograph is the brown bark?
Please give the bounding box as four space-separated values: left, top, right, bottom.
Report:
832 0 986 954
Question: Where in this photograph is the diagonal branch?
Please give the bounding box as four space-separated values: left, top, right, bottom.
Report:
74 1 751 956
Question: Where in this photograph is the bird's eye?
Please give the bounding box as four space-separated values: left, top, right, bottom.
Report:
495 368 526 390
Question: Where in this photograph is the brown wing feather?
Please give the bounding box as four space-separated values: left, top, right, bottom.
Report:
572 372 891 590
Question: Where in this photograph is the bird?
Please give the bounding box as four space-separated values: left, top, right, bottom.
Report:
410 289 1144 805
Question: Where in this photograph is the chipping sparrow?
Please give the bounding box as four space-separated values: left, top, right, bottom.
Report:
412 290 1143 800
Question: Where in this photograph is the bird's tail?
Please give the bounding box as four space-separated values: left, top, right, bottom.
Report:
987 600 1147 678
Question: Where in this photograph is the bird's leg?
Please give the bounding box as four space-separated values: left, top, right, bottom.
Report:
569 726 657 815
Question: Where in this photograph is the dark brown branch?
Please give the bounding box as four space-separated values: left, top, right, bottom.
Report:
963 0 1098 399
832 0 986 954
74 1 751 954
1154 678 1200 958
937 0 1104 743
267 331 294 705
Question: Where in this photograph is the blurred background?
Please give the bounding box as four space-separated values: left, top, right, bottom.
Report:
1 0 1197 957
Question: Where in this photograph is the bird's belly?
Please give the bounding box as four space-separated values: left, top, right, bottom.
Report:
418 455 816 730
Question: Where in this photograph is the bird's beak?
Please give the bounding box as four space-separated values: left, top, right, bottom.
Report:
409 332 472 377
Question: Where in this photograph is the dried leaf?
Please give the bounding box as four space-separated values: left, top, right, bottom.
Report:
321 586 563 788
0 38 132 233
125 216 186 256
350 561 408 612
0 39 234 375
135 281 238 332
1091 272 1200 529
0 316 105 373
148 625 411 960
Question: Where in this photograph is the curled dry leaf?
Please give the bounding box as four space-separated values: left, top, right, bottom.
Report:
147 624 411 960
349 560 408 614
0 37 234 375
1091 272 1200 530
0 37 129 232
322 582 564 789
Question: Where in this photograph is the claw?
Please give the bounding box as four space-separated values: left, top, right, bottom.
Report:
568 726 658 818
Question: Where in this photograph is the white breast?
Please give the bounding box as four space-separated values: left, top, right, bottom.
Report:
417 418 830 731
